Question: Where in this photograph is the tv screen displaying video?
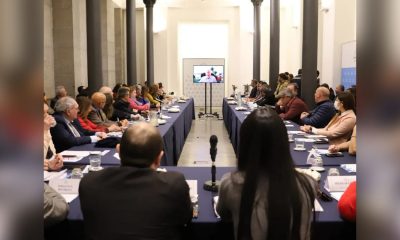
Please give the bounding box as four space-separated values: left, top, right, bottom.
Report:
193 65 224 83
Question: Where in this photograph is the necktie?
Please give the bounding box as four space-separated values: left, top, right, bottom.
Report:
68 122 81 137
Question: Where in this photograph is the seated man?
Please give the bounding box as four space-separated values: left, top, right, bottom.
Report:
79 123 193 240
88 92 126 128
44 183 69 227
50 85 67 109
50 96 106 152
300 87 336 128
255 88 275 106
275 88 308 124
113 87 141 121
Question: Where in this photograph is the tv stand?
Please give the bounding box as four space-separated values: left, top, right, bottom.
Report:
198 83 219 119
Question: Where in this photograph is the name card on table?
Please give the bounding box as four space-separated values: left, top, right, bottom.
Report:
49 179 80 194
324 176 356 192
49 179 80 203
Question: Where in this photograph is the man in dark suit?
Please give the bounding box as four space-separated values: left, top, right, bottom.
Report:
275 88 309 124
79 123 193 240
50 96 106 152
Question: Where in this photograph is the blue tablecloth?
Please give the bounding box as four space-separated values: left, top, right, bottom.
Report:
64 98 195 166
222 98 357 166
52 166 355 240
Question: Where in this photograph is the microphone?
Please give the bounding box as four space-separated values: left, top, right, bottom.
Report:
204 135 220 192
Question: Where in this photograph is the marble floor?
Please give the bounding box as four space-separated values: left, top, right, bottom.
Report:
177 107 237 167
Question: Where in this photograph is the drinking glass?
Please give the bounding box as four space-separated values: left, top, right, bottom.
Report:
89 153 102 171
294 138 305 149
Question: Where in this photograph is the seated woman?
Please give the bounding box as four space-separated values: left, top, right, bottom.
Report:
44 102 63 171
328 125 357 155
255 88 275 106
300 92 356 145
76 96 120 133
129 85 150 112
217 107 317 240
150 84 163 103
157 82 167 100
142 85 160 109
113 87 141 121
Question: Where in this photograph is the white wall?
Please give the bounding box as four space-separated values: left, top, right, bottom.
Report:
44 0 55 97
320 0 356 88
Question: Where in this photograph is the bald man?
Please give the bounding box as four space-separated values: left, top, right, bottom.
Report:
98 86 113 95
300 87 336 128
88 92 125 128
79 123 192 239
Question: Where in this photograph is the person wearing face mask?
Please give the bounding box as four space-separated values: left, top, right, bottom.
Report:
301 92 356 145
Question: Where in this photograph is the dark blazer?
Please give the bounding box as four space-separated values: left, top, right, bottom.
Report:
276 97 308 124
255 89 275 106
249 87 258 98
112 99 135 121
79 166 193 240
50 113 95 153
301 100 336 128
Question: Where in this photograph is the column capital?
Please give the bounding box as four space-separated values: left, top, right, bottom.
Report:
251 0 263 7
143 0 156 7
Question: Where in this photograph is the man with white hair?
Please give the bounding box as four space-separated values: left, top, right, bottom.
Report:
275 88 308 124
98 86 113 95
50 96 107 152
50 85 67 109
300 87 336 128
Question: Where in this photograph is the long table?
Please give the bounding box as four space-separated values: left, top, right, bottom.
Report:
46 166 355 240
222 98 357 166
64 98 195 166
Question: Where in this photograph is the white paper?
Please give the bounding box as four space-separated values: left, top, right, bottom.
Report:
186 180 198 198
324 176 356 192
61 151 91 157
82 165 90 174
62 156 83 163
295 138 315 143
160 114 171 119
113 153 120 160
313 199 324 212
62 194 79 203
305 134 327 139
341 164 357 173
101 150 110 156
288 131 305 135
213 196 221 218
107 132 122 137
156 168 167 172
43 169 68 181
314 149 330 154
330 192 344 201
285 124 294 127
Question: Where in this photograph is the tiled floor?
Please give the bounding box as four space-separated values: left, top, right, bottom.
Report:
177 107 237 167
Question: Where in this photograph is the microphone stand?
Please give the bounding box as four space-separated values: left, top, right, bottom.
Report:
203 145 220 192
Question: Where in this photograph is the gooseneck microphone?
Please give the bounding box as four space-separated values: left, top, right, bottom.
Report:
204 135 220 192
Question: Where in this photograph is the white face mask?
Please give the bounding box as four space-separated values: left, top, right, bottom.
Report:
334 100 340 110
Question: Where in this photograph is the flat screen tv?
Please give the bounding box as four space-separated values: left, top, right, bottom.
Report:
193 65 224 83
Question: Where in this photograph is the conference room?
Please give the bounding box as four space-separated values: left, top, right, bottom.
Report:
39 0 361 239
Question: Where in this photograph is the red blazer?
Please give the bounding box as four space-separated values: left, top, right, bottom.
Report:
129 98 150 111
277 97 308 124
78 117 107 133
338 181 356 222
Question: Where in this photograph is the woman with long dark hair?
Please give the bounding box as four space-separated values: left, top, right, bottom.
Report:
217 107 317 240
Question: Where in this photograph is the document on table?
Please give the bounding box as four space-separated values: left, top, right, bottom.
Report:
341 164 357 173
305 135 327 139
314 149 330 154
313 199 324 212
62 194 79 203
61 150 91 162
330 192 344 201
113 153 120 160
285 124 294 127
43 169 68 181
295 138 315 143
288 131 306 135
101 150 110 156
186 180 198 198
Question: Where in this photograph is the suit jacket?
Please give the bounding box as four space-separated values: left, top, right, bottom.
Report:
79 166 193 240
276 97 308 124
87 107 115 127
301 100 336 128
112 99 135 121
44 183 69 227
249 87 258 98
315 110 356 145
50 113 95 152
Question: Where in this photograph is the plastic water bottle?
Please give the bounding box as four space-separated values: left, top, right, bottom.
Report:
237 92 242 107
